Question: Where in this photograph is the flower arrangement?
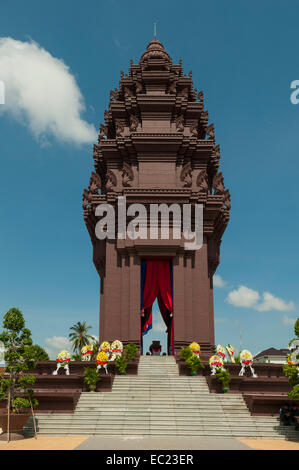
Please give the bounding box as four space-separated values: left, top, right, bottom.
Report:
110 340 123 362
56 350 71 363
226 344 235 363
216 344 226 360
99 341 111 354
189 342 200 356
96 351 108 366
240 349 253 365
209 354 223 367
81 344 94 356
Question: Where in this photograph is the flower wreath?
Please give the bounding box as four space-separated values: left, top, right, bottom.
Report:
240 350 253 365
110 340 123 362
96 351 109 366
56 350 71 364
99 341 111 354
209 354 224 367
189 341 200 356
81 344 94 356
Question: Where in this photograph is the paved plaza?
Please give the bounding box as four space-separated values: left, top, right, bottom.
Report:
0 435 299 451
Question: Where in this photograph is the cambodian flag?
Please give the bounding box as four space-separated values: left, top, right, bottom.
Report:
142 310 152 336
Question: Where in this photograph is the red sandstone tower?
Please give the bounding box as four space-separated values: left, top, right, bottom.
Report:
83 40 230 356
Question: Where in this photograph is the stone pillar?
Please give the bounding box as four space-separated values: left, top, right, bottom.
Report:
99 240 122 342
128 253 141 345
173 252 185 352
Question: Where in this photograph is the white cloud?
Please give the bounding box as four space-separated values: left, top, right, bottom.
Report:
0 37 97 145
282 314 296 326
226 285 296 312
215 317 227 325
45 335 71 350
256 292 295 312
214 274 227 288
45 336 72 359
227 285 260 308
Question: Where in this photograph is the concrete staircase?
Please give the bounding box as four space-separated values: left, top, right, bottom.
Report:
24 356 299 439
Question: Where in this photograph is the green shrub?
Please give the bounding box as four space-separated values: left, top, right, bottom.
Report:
216 368 231 390
180 346 192 361
83 367 100 392
283 364 299 388
234 354 240 363
71 353 82 361
185 355 204 375
124 343 138 361
115 355 128 374
289 384 299 400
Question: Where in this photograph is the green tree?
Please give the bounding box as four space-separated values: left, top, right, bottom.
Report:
24 344 49 361
283 316 299 400
69 321 94 354
0 308 37 412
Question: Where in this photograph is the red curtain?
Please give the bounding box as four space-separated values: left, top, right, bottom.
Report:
142 261 173 354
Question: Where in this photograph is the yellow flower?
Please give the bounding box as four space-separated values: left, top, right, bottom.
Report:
57 350 70 360
81 344 93 354
100 341 110 351
189 341 200 351
96 351 108 363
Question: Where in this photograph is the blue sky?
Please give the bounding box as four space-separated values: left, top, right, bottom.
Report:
0 0 298 358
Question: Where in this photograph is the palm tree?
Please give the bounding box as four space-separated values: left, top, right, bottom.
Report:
69 321 94 353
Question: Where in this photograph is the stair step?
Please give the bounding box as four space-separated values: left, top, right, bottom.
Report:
29 358 299 440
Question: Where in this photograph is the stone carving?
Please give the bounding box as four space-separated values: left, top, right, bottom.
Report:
190 120 198 137
89 171 102 193
206 123 215 140
105 169 117 191
169 81 177 94
104 109 111 122
222 189 231 210
82 189 92 209
196 170 208 193
124 86 134 98
188 71 192 78
122 162 134 187
110 88 119 101
129 114 139 132
213 173 231 210
197 90 204 102
178 87 189 98
115 120 125 137
99 124 108 141
214 145 220 162
201 110 208 121
213 172 225 194
136 81 143 94
180 162 192 187
175 114 184 132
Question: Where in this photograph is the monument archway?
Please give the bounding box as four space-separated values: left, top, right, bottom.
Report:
141 260 173 355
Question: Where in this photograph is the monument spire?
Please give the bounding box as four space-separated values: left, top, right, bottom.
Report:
83 40 231 356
